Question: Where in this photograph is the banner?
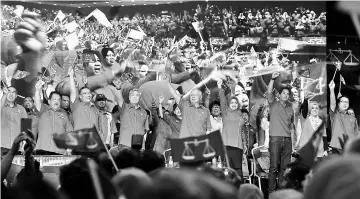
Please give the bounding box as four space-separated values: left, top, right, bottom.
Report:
233 37 261 45
277 38 307 52
301 37 326 46
170 130 225 163
267 37 296 45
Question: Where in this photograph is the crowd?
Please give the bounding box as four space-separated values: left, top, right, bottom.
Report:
1 2 360 199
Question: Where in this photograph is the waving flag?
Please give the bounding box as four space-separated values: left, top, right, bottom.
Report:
14 5 24 17
85 9 112 27
53 127 105 152
56 10 66 21
128 29 145 40
64 21 79 33
340 74 346 85
170 130 225 163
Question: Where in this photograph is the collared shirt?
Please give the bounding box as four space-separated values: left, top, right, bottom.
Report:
37 104 73 154
219 90 244 149
1 102 28 149
267 94 294 137
98 110 117 145
71 98 100 131
27 108 41 140
178 98 211 138
330 109 360 149
210 115 223 133
118 103 149 147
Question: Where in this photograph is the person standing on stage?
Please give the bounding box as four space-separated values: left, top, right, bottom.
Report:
1 87 28 156
217 79 245 178
267 72 295 193
167 82 211 138
34 81 73 155
328 80 359 154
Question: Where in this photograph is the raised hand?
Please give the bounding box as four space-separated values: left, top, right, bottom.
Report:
159 96 164 103
205 87 211 95
34 80 44 91
329 80 335 90
217 79 223 88
14 12 47 53
271 72 280 80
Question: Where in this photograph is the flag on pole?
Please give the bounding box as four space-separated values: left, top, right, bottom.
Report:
87 159 120 199
128 29 145 40
169 130 225 163
85 9 113 27
334 61 342 71
137 25 147 37
53 127 105 152
56 10 66 21
340 74 346 85
64 21 79 33
14 5 24 17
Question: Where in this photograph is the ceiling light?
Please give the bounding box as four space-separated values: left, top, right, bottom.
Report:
144 3 146 5
82 4 85 5
54 4 57 5
93 2 96 4
156 3 159 5
122 5 124 6
106 2 109 4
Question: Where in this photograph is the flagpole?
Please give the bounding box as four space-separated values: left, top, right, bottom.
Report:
87 160 105 199
94 127 119 172
332 68 338 81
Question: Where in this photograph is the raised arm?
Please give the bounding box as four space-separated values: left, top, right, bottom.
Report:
34 80 44 111
69 67 77 103
109 85 124 108
1 88 8 108
167 82 181 105
159 96 165 118
329 80 336 112
266 72 280 104
217 79 228 113
204 87 211 108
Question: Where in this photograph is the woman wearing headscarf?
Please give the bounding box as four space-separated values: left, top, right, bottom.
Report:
217 79 245 178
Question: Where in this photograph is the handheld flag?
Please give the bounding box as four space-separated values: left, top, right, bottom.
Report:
169 130 225 163
53 127 105 152
56 10 66 22
340 74 346 85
